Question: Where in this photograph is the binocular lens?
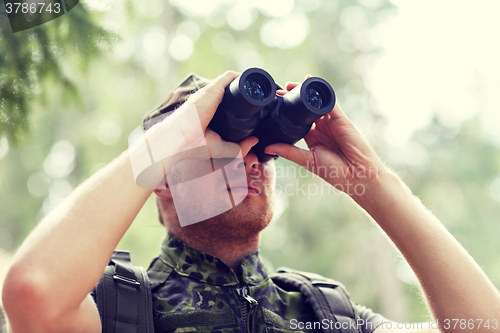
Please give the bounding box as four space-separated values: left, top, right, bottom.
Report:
243 77 267 101
305 86 326 109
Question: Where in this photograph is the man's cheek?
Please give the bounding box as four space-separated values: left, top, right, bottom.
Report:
264 169 276 188
261 163 275 180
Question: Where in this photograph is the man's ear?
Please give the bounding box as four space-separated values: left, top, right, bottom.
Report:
154 184 173 200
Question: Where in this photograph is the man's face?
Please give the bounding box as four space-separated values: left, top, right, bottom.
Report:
166 150 276 238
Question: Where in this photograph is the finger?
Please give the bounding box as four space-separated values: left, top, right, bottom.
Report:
285 82 300 92
279 75 314 94
328 102 347 120
239 136 259 157
208 70 241 89
209 141 241 160
204 128 222 144
190 71 240 103
265 143 313 169
187 70 241 130
207 136 258 160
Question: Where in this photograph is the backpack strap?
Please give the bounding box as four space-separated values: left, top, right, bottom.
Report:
93 251 154 333
271 267 361 333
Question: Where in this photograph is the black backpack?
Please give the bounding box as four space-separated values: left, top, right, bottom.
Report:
92 251 366 333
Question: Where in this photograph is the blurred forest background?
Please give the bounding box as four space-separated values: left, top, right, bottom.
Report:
1 0 500 329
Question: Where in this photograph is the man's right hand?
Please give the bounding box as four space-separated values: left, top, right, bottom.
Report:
171 70 259 157
131 71 258 190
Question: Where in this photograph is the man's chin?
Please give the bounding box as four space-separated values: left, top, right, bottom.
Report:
186 203 273 240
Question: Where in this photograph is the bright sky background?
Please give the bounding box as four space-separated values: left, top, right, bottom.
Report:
366 0 500 146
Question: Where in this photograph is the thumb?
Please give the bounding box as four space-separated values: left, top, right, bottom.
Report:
239 136 259 157
265 143 313 169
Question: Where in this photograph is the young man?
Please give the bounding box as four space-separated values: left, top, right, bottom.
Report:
2 71 500 333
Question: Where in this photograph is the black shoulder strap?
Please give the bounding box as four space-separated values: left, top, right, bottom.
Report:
146 256 174 290
270 267 361 333
93 251 154 333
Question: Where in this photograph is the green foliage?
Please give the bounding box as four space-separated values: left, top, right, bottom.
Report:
0 4 117 144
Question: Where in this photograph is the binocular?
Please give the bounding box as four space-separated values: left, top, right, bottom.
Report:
208 68 336 162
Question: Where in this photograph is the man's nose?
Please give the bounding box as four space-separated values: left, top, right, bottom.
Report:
228 150 259 175
243 151 260 175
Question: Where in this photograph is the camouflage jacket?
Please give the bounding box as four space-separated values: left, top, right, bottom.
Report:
147 233 387 333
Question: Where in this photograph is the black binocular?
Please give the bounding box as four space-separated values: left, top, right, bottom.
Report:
208 68 336 162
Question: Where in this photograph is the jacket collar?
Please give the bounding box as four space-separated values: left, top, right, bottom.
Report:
159 232 269 287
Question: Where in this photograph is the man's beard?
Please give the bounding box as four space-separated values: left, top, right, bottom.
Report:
180 197 274 243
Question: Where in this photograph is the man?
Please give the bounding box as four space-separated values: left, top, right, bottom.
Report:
2 71 500 333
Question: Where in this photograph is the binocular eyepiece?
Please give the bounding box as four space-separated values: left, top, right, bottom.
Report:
208 68 336 161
